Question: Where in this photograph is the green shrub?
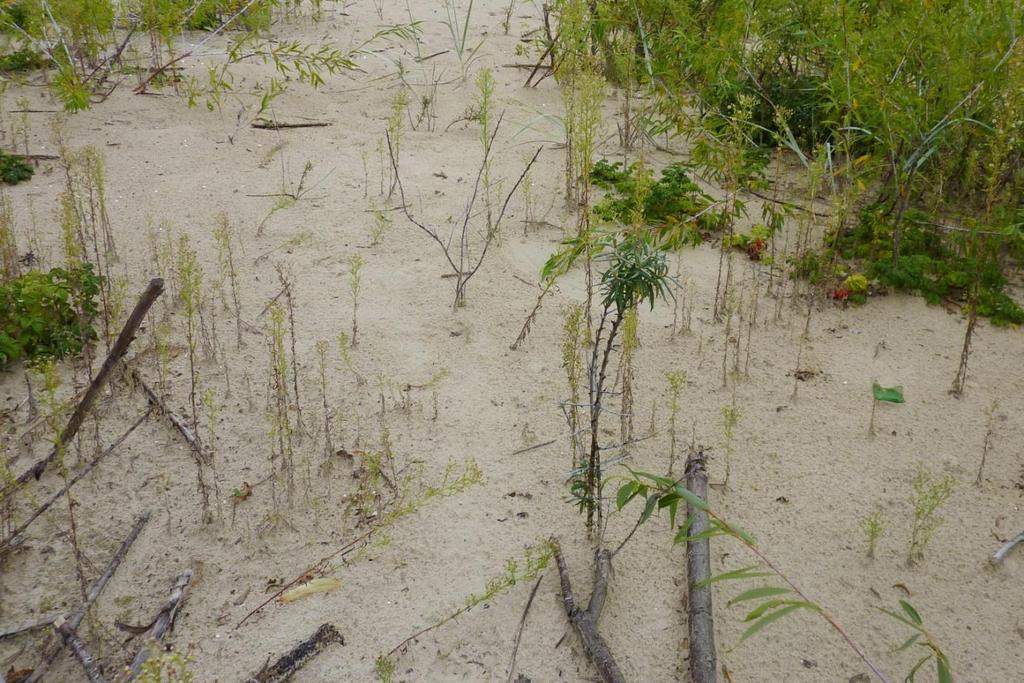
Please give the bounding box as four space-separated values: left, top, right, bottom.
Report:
0 264 100 366
0 152 33 185
591 159 723 245
0 47 46 72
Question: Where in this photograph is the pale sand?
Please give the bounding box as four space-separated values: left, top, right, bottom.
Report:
1 2 1022 681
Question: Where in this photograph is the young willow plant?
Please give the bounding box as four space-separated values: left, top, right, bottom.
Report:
615 469 952 683
576 236 669 532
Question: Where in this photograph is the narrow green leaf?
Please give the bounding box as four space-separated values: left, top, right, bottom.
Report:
673 514 698 544
695 565 771 589
672 483 709 511
936 654 953 683
895 633 921 652
738 603 806 643
906 653 932 681
679 528 727 543
640 493 659 523
727 586 792 607
899 600 923 626
878 608 924 632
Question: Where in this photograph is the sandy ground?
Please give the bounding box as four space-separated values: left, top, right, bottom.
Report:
1 2 1023 682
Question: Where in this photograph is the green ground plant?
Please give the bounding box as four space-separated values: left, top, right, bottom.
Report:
907 465 955 566
347 253 364 347
616 469 954 683
0 264 99 367
664 370 685 474
860 510 885 559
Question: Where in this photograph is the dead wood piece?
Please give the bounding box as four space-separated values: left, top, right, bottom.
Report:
686 450 718 683
992 531 1024 564
8 278 164 490
0 614 62 641
252 120 333 130
55 621 107 683
130 369 208 464
127 569 194 678
1 410 151 550
551 540 625 683
25 512 151 683
247 623 344 683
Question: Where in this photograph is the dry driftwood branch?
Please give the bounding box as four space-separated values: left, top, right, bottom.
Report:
9 278 164 489
1 409 151 550
25 512 151 683
127 569 194 678
0 613 62 640
252 119 333 130
130 369 208 464
991 531 1024 564
551 540 625 683
506 574 544 683
246 623 344 683
685 450 718 683
55 621 107 683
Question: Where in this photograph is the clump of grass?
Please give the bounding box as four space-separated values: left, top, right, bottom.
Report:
860 510 885 559
907 465 955 565
720 401 740 489
213 212 244 348
665 370 686 474
561 303 585 471
347 254 365 347
367 201 392 246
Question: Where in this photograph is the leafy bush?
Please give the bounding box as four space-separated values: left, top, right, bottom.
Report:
832 209 1024 325
0 47 46 72
0 264 100 366
591 159 723 246
0 152 33 185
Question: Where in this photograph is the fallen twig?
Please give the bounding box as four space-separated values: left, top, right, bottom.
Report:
130 369 207 464
506 575 543 683
0 613 63 641
127 569 194 678
1 409 151 550
25 512 151 683
236 528 375 629
992 531 1024 564
551 540 625 683
55 621 106 683
252 120 333 130
246 623 344 683
7 279 164 491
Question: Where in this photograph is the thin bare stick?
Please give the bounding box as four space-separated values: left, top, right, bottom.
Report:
1 409 151 549
252 120 333 130
8 279 164 490
506 574 543 683
127 569 194 678
992 531 1024 565
25 512 151 683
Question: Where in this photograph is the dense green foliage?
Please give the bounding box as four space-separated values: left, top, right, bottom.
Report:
566 0 1024 321
0 152 33 185
0 264 100 366
828 207 1024 325
591 159 723 245
0 46 45 72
